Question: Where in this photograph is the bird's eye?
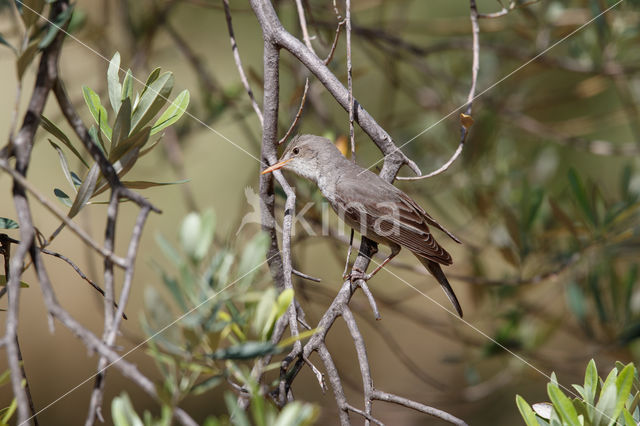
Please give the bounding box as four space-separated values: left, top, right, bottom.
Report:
292 147 300 155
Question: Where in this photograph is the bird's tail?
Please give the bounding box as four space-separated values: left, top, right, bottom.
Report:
418 257 463 318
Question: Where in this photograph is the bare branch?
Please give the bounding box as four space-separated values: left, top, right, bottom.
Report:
371 390 468 425
279 79 310 145
222 0 263 125
398 0 479 181
0 160 128 268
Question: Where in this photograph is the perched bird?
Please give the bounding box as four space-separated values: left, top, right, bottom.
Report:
262 134 463 317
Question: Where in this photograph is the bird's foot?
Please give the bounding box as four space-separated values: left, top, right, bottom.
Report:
344 267 371 283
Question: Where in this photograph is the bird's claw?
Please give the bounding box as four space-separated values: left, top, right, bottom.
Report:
344 267 371 283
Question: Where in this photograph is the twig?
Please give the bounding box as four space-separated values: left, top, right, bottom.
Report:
0 160 128 268
345 404 384 426
346 0 356 161
478 0 540 19
323 19 345 65
5 3 68 420
278 79 310 145
342 307 373 425
30 250 197 426
397 0 479 181
222 0 263 125
294 0 316 55
39 248 127 318
371 390 468 425
1 235 39 425
292 267 321 282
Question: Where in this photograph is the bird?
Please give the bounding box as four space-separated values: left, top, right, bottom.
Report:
262 134 463 317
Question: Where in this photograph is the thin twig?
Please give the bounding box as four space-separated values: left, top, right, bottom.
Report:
222 0 263 125
478 0 540 19
371 390 468 425
0 160 128 268
279 79 310 145
294 0 316 55
397 0 479 181
323 19 345 65
292 267 321 282
346 0 356 161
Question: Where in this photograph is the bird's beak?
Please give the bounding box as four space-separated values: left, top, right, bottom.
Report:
261 158 292 175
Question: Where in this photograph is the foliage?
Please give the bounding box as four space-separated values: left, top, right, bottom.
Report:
516 360 639 426
133 211 317 423
42 52 190 223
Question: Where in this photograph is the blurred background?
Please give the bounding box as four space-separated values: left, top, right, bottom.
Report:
1 0 640 424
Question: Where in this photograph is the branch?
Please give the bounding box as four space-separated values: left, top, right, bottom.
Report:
5 2 68 421
371 390 468 425
222 0 263 125
397 0 479 180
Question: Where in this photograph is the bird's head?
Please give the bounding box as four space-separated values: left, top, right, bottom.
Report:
261 134 344 183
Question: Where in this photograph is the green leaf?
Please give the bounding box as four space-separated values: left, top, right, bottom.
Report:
273 402 317 426
0 218 19 229
40 115 89 168
107 52 123 113
16 41 39 79
107 126 150 164
622 409 636 426
0 276 29 288
566 282 587 322
151 90 190 135
111 392 144 426
53 188 72 207
49 141 77 193
131 72 174 133
547 383 581 426
595 368 619 426
209 341 279 360
224 392 250 426
191 375 224 396
179 210 215 262
516 395 540 426
111 97 132 151
584 360 600 409
38 4 74 49
82 86 112 141
568 168 597 227
612 364 635 424
88 125 106 154
0 398 16 424
68 163 100 218
121 69 133 102
120 179 189 189
253 288 276 338
237 232 269 286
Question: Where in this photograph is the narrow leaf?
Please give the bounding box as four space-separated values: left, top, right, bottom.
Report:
121 69 133 102
0 218 19 229
111 97 131 151
40 115 89 168
151 89 190 135
107 52 123 113
68 163 100 218
53 188 72 207
38 5 74 49
548 383 581 426
0 276 29 288
48 141 77 193
131 72 174 133
120 179 189 189
16 41 39 79
82 86 112 140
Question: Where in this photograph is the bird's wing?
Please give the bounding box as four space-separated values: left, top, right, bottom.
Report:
335 174 453 265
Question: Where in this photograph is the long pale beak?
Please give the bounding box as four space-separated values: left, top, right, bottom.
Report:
261 158 292 175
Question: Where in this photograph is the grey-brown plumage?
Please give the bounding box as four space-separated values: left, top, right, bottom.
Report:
262 134 463 317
